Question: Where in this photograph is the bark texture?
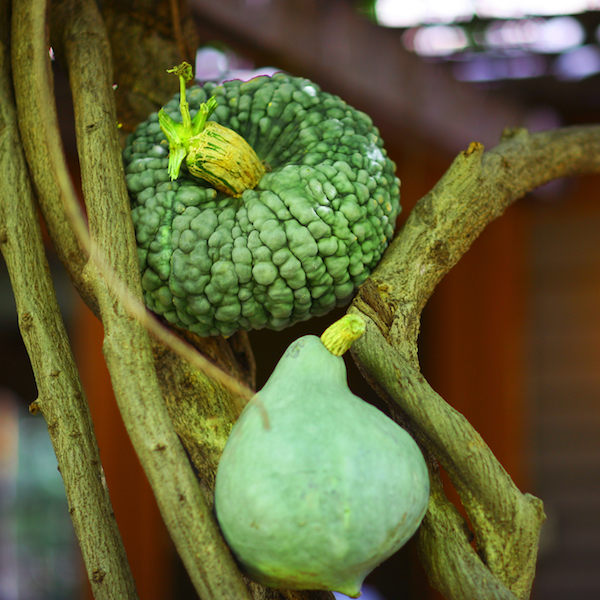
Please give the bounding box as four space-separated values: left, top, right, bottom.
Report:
2 2 137 598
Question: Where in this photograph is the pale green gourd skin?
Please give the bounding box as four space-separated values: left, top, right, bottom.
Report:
214 335 430 597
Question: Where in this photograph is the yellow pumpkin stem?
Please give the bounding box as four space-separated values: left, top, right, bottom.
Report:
159 61 265 197
321 314 366 356
187 121 266 198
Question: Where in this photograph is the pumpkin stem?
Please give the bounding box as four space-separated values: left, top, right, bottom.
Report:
158 62 266 196
158 61 217 180
171 62 194 131
321 314 366 356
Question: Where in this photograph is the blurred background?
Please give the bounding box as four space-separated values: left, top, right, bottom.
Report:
1 0 600 598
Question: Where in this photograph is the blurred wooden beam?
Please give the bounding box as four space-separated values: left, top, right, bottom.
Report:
189 0 526 153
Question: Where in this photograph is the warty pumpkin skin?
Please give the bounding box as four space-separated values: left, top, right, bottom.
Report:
214 335 430 597
123 72 401 337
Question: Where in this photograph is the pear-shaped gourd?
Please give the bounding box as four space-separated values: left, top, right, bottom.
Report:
214 333 430 597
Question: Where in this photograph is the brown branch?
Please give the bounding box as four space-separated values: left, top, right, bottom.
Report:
169 0 188 62
357 127 600 358
24 0 258 407
19 0 257 483
350 326 539 600
418 475 518 600
350 126 600 599
14 8 254 403
101 0 201 134
0 4 137 598
10 0 97 314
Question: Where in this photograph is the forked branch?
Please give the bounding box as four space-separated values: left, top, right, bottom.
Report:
351 126 600 599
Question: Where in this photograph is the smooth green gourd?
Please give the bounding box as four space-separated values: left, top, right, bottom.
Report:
214 330 430 597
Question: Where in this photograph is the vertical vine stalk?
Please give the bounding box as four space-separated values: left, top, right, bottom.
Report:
51 0 254 597
1 2 138 598
10 0 254 597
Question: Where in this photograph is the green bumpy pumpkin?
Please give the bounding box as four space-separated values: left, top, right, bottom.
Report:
123 71 401 337
214 334 430 597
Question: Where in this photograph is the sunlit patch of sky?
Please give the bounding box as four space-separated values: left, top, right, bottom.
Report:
374 0 600 26
407 25 470 56
195 46 280 83
371 0 600 81
553 43 600 78
402 18 586 57
485 17 585 52
375 0 474 27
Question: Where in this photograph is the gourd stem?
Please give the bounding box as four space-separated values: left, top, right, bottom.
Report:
192 96 218 137
321 314 366 356
159 62 266 195
167 62 193 132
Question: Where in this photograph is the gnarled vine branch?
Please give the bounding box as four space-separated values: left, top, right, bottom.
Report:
52 0 254 597
350 126 600 599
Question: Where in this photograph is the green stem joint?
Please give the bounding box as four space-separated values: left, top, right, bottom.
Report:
158 62 266 198
321 314 366 356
